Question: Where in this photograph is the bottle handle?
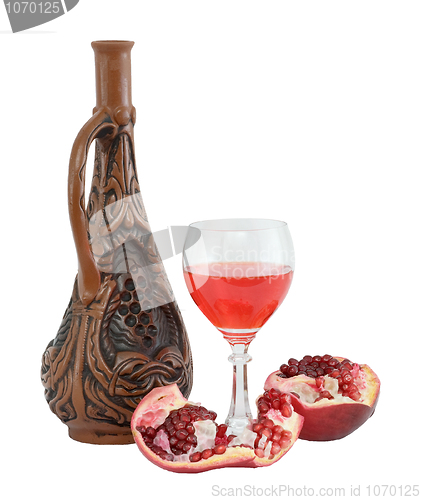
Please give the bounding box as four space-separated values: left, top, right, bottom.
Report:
68 109 116 305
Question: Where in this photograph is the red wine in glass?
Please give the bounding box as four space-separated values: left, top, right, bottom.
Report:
184 262 293 340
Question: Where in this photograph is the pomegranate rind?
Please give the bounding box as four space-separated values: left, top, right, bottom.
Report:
130 384 187 429
264 362 380 441
131 384 303 473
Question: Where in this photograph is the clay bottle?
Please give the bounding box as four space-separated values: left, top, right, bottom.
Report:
41 41 193 444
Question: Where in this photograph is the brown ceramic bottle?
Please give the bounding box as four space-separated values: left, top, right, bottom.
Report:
41 41 193 444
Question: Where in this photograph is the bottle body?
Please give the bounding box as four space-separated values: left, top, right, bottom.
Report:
41 41 192 444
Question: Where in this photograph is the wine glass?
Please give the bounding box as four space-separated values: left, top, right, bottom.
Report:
182 218 294 436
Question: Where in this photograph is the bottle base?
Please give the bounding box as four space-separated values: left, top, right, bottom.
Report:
68 423 134 445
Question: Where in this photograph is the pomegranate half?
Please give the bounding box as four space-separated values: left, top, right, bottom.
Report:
131 384 303 473
264 355 380 441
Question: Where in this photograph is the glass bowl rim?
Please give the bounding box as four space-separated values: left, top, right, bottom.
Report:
188 218 288 232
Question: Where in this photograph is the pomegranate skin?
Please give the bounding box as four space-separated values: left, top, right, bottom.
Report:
287 393 378 441
131 384 303 473
264 361 380 441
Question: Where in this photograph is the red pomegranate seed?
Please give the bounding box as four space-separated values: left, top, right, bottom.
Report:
281 404 292 418
279 436 291 448
270 442 282 455
306 369 318 378
288 358 299 366
213 444 226 455
312 355 322 363
262 428 272 439
145 427 156 438
261 418 274 429
328 358 339 366
176 441 186 450
253 423 263 433
280 393 291 404
190 452 202 462
258 399 270 411
343 373 353 383
316 377 324 388
262 395 271 405
272 399 281 409
349 391 361 401
322 354 332 362
314 396 324 402
272 432 282 442
302 355 313 364
186 433 197 443
175 429 189 440
216 424 228 438
186 423 195 434
255 449 265 458
330 369 340 377
287 365 299 376
201 449 213 460
320 390 332 399
280 364 289 374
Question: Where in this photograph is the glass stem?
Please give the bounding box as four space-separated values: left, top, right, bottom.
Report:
226 343 253 436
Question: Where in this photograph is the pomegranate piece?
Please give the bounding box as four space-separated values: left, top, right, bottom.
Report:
131 384 303 473
265 355 380 441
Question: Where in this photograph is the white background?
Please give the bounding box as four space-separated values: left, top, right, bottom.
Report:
1 1 420 499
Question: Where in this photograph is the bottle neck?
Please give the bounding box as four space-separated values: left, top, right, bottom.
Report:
91 40 134 111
